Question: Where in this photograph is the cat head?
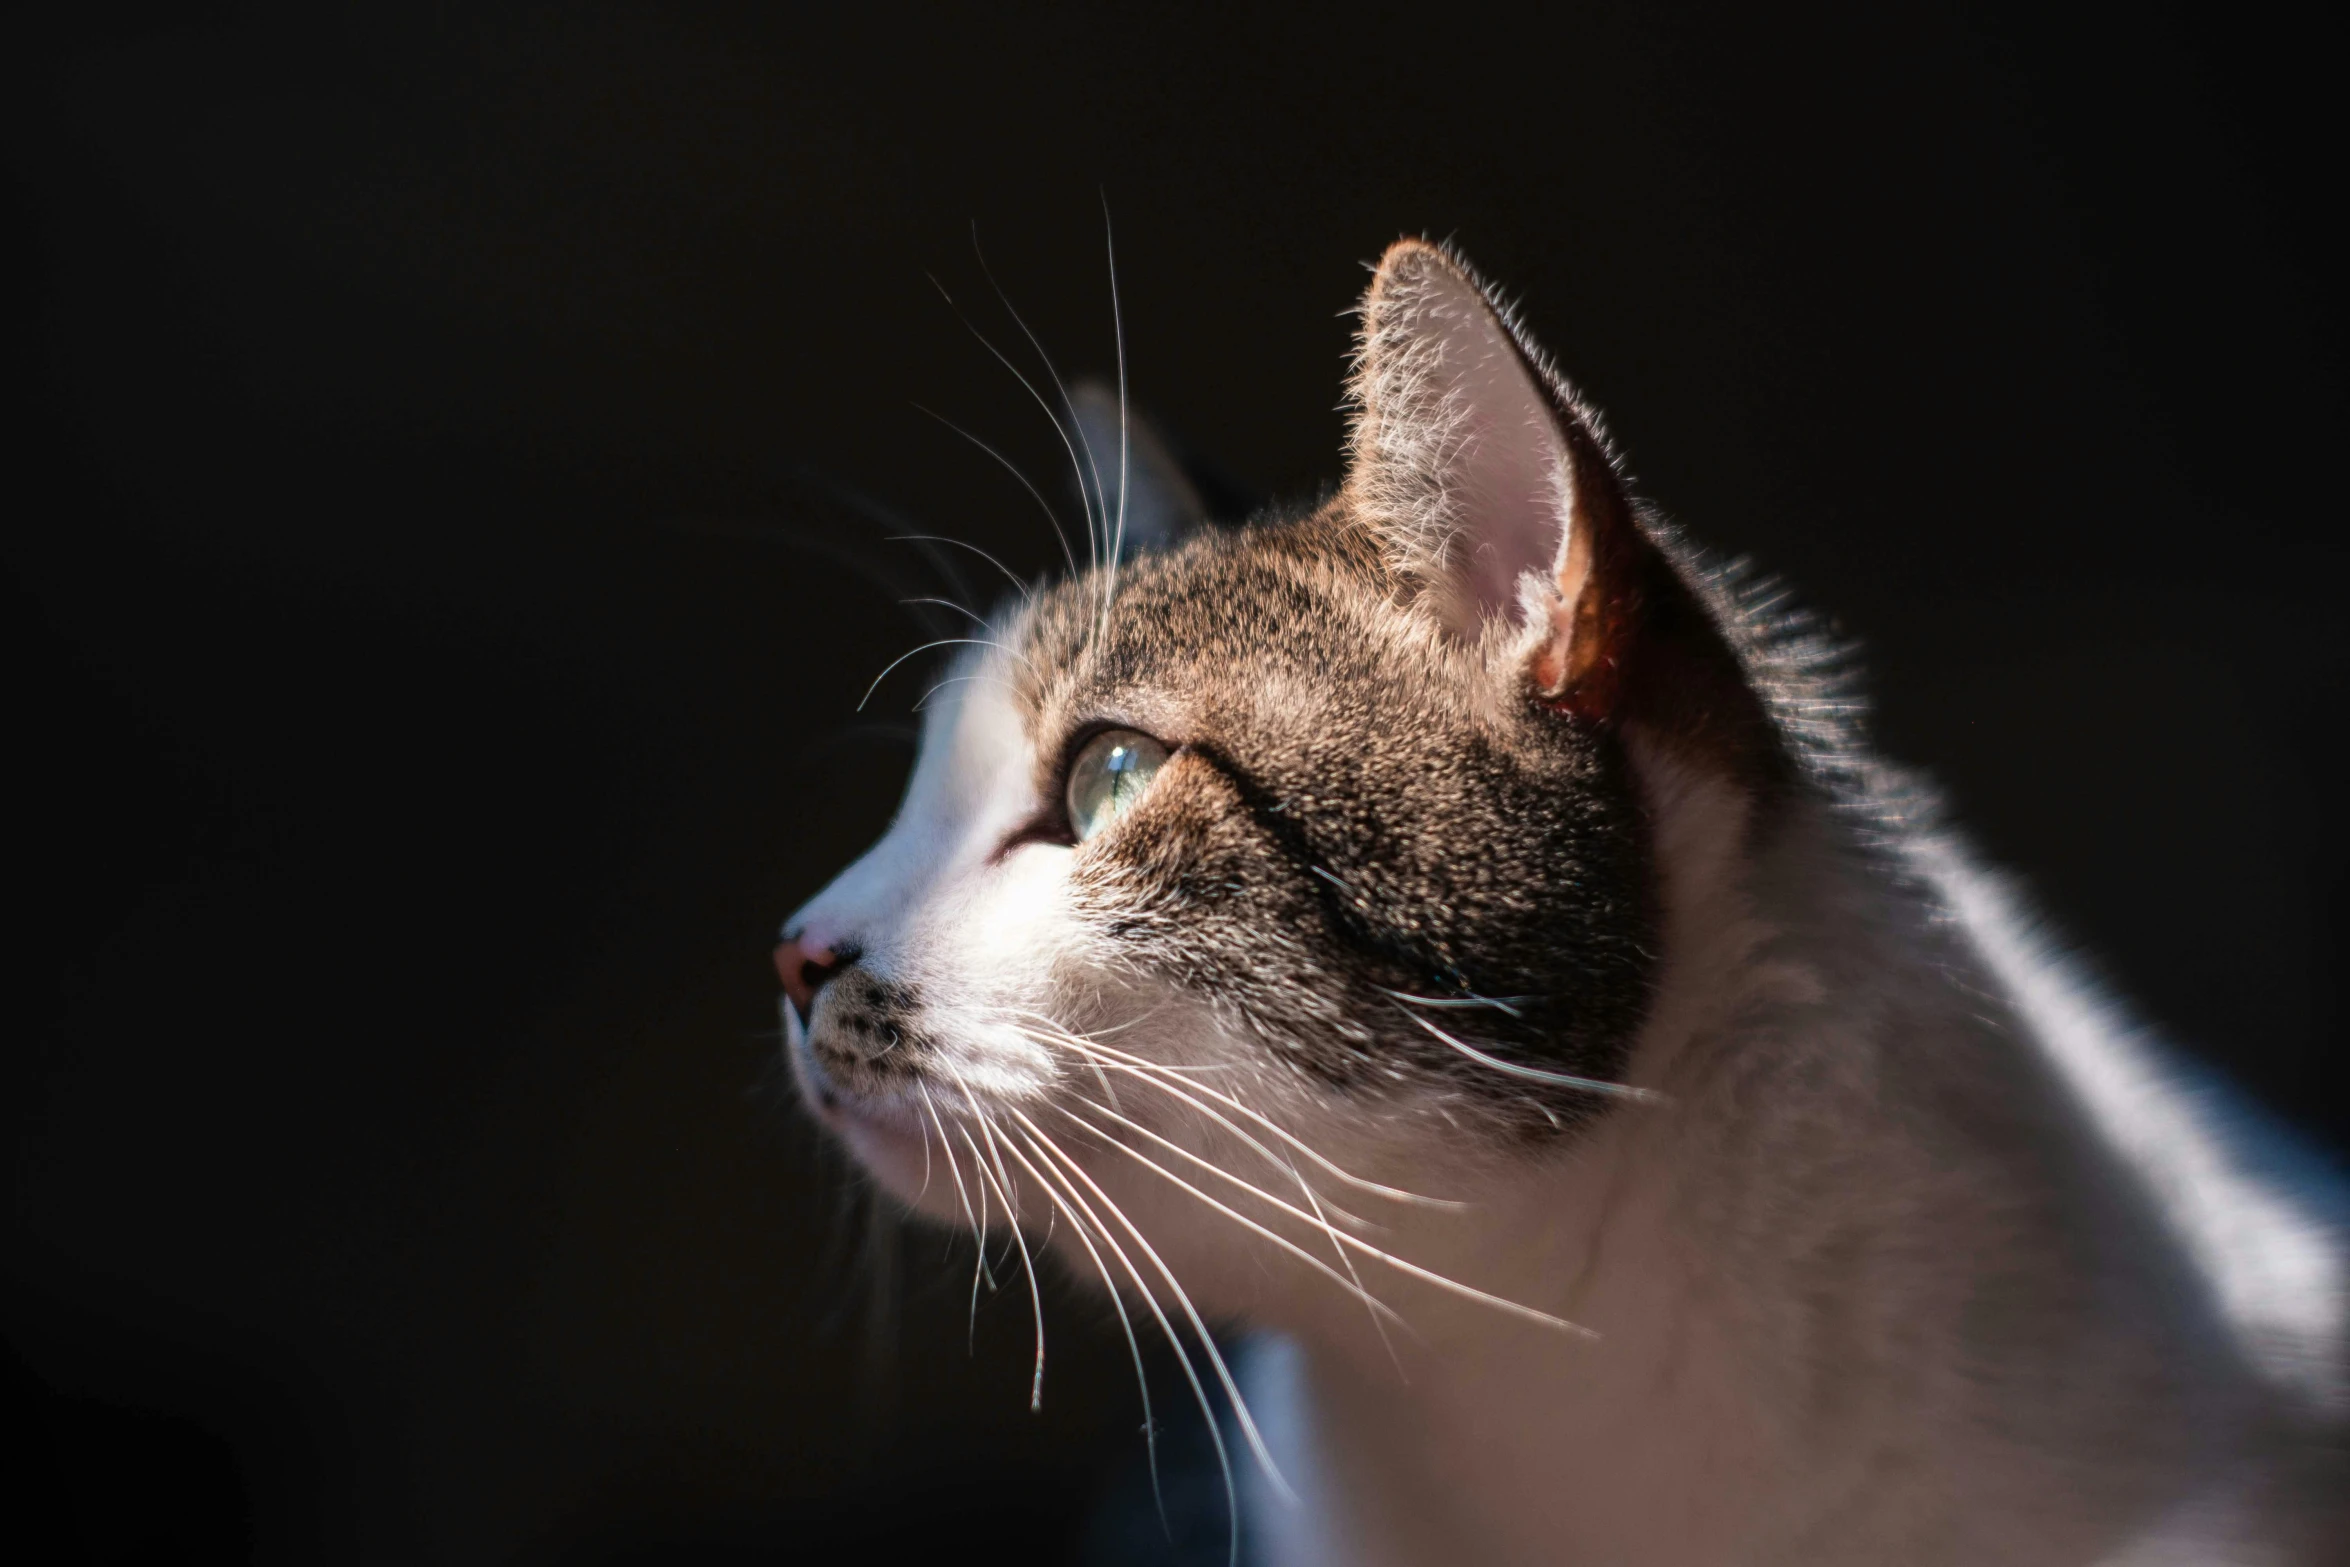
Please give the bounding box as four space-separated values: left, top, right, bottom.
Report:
780 240 1787 1310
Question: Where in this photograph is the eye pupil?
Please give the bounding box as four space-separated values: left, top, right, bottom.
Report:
1067 728 1169 842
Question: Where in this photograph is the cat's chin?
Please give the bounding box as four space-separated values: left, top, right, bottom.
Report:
786 1008 966 1216
802 1073 953 1212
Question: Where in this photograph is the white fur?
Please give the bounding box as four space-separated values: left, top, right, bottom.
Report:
789 638 1070 1112
1916 836 2347 1413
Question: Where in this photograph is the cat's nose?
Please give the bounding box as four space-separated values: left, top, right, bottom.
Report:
774 935 852 1014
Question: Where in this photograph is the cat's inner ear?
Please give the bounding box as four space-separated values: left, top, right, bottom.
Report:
1346 240 1643 717
1069 380 1210 562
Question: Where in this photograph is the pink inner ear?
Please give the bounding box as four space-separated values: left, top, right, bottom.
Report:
1351 242 1608 663
1404 266 1572 630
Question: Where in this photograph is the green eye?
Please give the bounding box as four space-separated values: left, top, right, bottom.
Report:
1065 729 1170 842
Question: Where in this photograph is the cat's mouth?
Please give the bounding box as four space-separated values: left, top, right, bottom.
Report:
784 996 946 1196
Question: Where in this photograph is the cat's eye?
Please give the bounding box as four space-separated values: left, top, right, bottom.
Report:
1065 729 1170 843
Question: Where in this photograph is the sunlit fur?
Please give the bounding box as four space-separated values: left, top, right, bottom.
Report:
782 240 2349 1564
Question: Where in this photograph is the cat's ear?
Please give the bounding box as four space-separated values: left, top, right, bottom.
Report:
1070 380 1210 561
1344 239 1653 721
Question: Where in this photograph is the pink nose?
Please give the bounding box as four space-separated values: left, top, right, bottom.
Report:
773 936 838 1014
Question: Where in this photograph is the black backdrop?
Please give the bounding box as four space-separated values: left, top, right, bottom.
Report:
8 3 2343 1563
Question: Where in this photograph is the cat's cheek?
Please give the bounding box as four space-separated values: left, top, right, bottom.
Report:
961 843 1082 977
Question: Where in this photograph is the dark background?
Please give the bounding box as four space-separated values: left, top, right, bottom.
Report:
8 2 2343 1562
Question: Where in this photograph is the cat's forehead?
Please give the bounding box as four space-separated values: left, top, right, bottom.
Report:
1005 510 1426 740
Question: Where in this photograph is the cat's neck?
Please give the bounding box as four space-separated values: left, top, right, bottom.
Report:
1243 738 2273 1567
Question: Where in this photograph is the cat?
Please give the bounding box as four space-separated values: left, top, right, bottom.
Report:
776 239 2349 1565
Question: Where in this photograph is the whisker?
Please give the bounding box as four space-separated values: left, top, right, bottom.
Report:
912 671 1020 713
1379 986 1539 1020
668 514 960 636
1271 1128 1403 1375
1000 1003 1216 1058
1397 1009 1666 1103
885 533 1036 604
927 273 1103 578
966 226 1109 580
964 1098 999 1334
917 1085 980 1257
899 596 994 629
1041 1025 1128 1113
1003 1000 1172 1038
1006 1123 1252 1567
1010 1028 1379 1234
857 637 1031 712
1090 1100 1588 1335
940 1068 1050 1410
1019 1027 1466 1208
1098 191 1130 643
913 1094 937 1202
777 464 980 607
908 407 1079 583
1004 1106 1297 1504
986 1128 1170 1534
1025 1053 1591 1336
952 1094 1049 1413
1048 1098 1413 1335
